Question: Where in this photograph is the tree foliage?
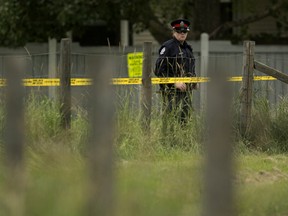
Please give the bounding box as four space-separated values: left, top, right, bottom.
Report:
0 0 66 46
0 0 121 46
0 0 184 46
210 0 288 39
0 0 287 47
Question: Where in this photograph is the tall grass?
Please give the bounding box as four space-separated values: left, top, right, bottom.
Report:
233 96 288 153
11 92 288 157
24 94 88 157
1 93 288 161
115 95 204 160
0 93 288 215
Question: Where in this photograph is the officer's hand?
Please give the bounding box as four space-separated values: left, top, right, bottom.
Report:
174 82 187 92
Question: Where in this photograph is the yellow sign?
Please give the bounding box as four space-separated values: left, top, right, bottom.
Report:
127 52 143 77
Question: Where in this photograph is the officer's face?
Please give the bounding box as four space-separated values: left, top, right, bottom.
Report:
173 31 188 43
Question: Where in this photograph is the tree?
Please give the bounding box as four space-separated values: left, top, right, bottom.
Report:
191 0 221 38
113 0 288 43
0 0 122 46
0 0 187 46
0 0 287 47
209 0 288 39
144 0 288 42
0 0 67 46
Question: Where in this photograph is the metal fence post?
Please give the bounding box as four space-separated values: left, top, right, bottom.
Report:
48 37 57 100
120 20 129 47
200 33 209 110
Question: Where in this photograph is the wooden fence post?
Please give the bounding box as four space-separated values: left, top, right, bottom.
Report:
141 42 152 132
4 56 26 216
59 38 71 129
203 60 234 216
86 56 115 216
240 41 255 135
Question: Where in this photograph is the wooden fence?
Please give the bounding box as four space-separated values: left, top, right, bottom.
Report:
2 39 288 216
2 38 116 216
240 41 288 135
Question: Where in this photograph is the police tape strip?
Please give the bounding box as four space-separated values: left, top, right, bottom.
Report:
0 76 279 86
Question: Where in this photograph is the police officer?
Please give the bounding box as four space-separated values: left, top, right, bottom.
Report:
155 18 197 127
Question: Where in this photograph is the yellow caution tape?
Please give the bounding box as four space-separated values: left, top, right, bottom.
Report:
23 78 60 86
0 79 5 86
228 76 243 82
253 76 277 81
0 76 280 87
152 77 209 84
112 78 142 85
226 76 278 82
0 78 93 87
71 78 92 86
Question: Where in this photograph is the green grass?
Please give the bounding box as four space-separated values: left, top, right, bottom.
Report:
2 149 288 216
236 153 288 216
0 95 288 215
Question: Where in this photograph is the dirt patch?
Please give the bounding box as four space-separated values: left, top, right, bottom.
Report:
241 167 288 184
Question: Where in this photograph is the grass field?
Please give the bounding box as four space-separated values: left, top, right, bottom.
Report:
0 95 288 215
1 147 288 216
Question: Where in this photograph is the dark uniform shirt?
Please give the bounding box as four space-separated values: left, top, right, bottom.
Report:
155 38 196 91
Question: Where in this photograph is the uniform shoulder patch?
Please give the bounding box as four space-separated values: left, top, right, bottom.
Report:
160 47 166 55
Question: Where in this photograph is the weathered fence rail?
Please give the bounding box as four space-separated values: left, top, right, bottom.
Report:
254 60 288 84
240 41 288 134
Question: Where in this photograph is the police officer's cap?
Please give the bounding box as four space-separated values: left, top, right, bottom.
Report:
170 19 190 31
